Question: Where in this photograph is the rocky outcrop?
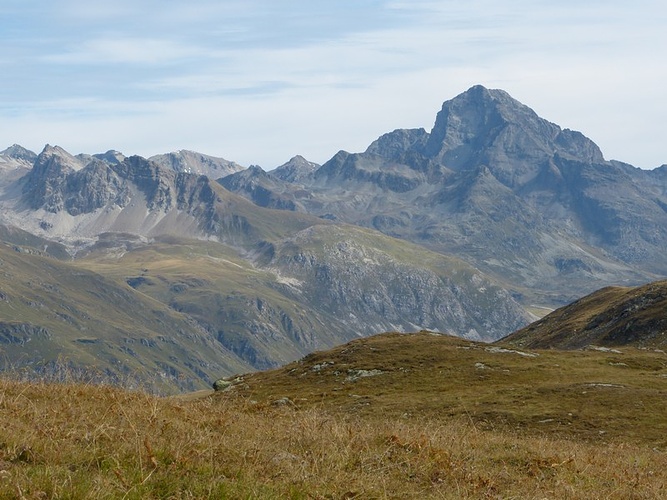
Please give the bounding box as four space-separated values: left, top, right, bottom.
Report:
22 145 85 211
0 322 51 344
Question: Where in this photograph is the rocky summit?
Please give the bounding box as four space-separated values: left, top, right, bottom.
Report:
0 85 665 391
220 85 667 307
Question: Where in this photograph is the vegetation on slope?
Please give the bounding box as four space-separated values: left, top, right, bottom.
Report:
2 338 667 499
219 331 667 447
0 242 250 393
504 279 667 349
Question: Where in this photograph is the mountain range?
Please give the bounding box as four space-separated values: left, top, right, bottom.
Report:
222 85 667 306
1 85 665 392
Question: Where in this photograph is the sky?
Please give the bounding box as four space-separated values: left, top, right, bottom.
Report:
1 0 665 169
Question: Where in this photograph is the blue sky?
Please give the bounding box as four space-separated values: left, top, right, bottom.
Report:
1 1 665 168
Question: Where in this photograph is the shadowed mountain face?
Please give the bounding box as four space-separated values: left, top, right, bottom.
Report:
221 86 667 306
502 279 667 349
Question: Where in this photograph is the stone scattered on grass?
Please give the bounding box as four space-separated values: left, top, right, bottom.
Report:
346 369 383 382
485 346 538 358
212 375 244 392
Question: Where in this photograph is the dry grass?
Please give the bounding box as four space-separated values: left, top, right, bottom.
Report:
1 374 666 499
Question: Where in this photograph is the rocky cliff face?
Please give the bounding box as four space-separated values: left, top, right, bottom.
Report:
8 148 232 245
263 225 529 341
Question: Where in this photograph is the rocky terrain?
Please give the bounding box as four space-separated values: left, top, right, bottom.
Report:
1 85 666 391
0 139 531 391
221 86 667 306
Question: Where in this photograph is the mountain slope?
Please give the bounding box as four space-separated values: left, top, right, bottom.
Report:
502 279 667 349
0 242 251 393
220 85 667 306
0 144 533 385
215 330 667 446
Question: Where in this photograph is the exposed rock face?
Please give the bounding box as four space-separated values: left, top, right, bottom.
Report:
271 155 319 183
0 322 51 344
63 160 130 215
76 150 127 166
423 85 604 182
264 225 530 342
1 144 37 164
149 150 244 179
365 128 429 161
11 148 229 244
22 145 84 211
220 86 667 306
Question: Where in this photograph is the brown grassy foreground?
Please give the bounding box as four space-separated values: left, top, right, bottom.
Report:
2 332 667 498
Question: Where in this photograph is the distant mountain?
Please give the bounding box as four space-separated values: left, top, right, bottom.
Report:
149 150 244 178
5 84 665 390
219 165 307 211
220 85 667 306
271 155 320 183
0 144 37 164
502 279 667 349
0 142 531 389
0 145 38 180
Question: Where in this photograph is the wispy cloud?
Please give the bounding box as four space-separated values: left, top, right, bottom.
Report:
43 37 202 65
1 0 666 168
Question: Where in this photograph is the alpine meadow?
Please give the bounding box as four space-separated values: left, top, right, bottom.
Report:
1 86 667 498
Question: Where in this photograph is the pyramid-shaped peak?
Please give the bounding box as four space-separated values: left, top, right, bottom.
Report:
424 85 604 171
35 144 85 171
1 144 37 162
447 85 537 122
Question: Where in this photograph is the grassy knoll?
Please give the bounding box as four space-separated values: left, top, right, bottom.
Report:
1 332 667 498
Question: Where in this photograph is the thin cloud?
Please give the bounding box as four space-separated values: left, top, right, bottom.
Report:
43 37 202 65
1 0 666 168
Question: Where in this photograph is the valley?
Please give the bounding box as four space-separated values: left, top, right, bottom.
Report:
0 85 665 393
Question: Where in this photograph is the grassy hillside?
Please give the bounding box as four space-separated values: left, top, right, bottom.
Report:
73 227 529 371
0 242 250 393
1 331 667 498
503 279 667 349
218 331 667 446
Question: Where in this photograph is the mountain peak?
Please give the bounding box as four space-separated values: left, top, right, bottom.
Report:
1 144 37 163
463 84 512 101
423 85 604 179
149 150 244 178
272 155 319 183
37 145 84 170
